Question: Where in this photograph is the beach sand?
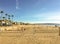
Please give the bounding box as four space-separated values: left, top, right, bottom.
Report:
0 25 60 44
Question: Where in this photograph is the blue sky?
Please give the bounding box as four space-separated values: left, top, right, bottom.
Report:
0 0 60 23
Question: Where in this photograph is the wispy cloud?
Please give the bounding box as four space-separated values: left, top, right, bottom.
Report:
16 0 20 9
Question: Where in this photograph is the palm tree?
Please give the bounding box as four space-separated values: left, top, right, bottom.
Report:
0 11 4 20
7 15 11 24
11 15 14 21
2 17 5 20
8 15 13 26
5 13 8 20
8 15 10 20
8 17 10 20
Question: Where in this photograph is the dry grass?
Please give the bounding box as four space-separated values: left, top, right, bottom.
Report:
0 25 60 44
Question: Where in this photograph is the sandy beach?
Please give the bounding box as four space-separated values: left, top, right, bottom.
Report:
0 25 60 44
